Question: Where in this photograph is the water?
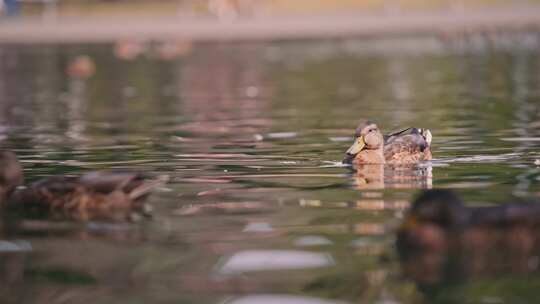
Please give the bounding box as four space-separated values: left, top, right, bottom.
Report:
1 34 540 303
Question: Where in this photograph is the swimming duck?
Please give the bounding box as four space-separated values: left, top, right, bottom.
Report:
399 189 540 234
0 151 167 221
342 121 432 165
397 189 540 286
397 189 540 256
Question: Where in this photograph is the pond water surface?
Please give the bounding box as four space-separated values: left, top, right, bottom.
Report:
1 34 540 304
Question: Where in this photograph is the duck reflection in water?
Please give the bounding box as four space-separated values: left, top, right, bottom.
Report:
397 189 540 293
351 164 432 190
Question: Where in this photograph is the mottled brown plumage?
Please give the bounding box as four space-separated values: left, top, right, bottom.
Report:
343 121 432 165
0 151 166 221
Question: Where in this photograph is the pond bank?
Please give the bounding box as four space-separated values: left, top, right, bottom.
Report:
1 5 540 44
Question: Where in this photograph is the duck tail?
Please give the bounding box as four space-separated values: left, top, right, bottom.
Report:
422 129 432 146
128 174 169 201
409 128 433 146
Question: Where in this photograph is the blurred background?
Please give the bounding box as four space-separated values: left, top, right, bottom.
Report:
1 0 539 18
1 0 540 43
1 1 540 304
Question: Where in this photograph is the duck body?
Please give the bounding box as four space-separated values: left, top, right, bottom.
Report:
348 148 386 164
383 128 432 164
343 121 432 165
399 189 540 237
0 151 165 221
397 189 540 286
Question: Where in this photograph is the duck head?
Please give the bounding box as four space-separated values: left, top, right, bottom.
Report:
343 121 384 164
403 189 469 230
397 189 470 260
0 151 23 203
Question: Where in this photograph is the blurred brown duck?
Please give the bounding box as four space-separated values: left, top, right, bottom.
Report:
0 151 167 221
398 189 540 243
397 189 540 286
342 120 432 165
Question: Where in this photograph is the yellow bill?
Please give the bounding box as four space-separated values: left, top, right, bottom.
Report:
346 136 365 155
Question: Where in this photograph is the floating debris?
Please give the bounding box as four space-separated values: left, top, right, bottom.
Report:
245 86 259 98
293 236 332 247
0 240 32 252
216 250 334 274
328 136 352 142
299 199 322 207
443 153 520 163
243 222 273 232
86 222 132 232
280 161 298 165
223 294 349 304
175 202 271 216
319 160 350 167
253 132 298 141
501 137 540 142
122 86 138 98
267 132 297 139
66 55 95 79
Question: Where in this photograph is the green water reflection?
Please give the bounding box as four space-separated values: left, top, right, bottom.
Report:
0 34 540 303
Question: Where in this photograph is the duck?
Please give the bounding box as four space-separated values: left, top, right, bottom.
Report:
398 189 540 240
397 189 540 286
0 151 167 221
342 120 432 165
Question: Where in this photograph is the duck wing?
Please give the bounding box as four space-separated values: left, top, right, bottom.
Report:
9 175 82 210
383 132 429 164
384 127 413 144
17 172 140 202
9 171 167 219
78 171 168 201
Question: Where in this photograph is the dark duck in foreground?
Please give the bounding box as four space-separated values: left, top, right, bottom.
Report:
397 189 540 287
398 189 540 246
0 151 167 221
342 120 432 165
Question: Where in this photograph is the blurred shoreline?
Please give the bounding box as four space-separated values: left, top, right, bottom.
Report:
1 5 540 44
